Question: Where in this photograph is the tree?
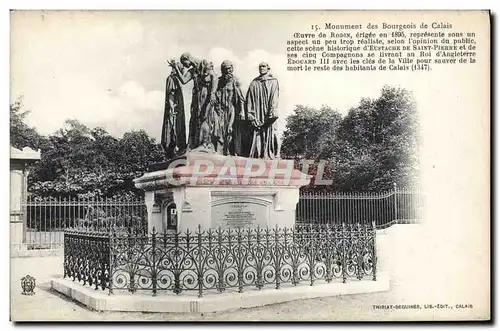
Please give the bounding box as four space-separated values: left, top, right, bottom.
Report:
115 130 164 193
281 105 342 159
332 86 419 191
30 119 101 196
282 86 420 192
10 98 46 150
29 121 165 198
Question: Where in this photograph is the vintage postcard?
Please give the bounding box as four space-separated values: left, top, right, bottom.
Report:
9 10 490 321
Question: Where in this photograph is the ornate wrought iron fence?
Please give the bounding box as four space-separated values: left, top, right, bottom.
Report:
22 196 147 249
296 185 423 229
64 229 110 290
63 223 377 297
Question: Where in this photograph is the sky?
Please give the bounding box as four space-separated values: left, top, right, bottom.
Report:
10 10 455 142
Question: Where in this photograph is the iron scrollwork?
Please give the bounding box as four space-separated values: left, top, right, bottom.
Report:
63 229 110 291
64 222 377 297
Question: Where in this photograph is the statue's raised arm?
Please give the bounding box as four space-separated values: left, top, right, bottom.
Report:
169 53 200 85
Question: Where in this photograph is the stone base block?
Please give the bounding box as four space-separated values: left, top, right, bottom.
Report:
51 273 390 313
134 152 312 233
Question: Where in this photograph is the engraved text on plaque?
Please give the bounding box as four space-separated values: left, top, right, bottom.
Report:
211 197 270 228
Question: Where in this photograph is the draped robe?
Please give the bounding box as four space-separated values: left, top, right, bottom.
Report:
214 76 245 156
161 63 197 158
191 71 217 149
245 74 280 159
161 70 187 158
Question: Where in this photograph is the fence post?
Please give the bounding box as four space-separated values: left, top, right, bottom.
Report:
356 222 363 280
393 183 398 223
342 222 347 284
256 226 263 290
108 226 114 295
63 227 68 279
173 229 181 295
127 227 137 293
197 225 204 298
151 227 157 297
372 221 377 281
274 225 281 290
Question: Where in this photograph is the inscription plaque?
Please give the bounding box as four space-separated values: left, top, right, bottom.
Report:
211 197 270 229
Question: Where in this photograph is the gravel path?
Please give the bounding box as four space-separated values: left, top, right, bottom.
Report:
10 225 489 321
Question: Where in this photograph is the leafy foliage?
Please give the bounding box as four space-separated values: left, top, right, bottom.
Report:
9 98 164 198
14 114 165 198
10 98 47 150
281 105 342 159
281 86 420 191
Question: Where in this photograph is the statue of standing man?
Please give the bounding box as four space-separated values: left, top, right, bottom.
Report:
191 59 217 151
246 62 280 159
213 60 246 156
161 53 199 158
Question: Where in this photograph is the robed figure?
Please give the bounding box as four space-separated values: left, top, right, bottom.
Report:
213 60 246 156
161 53 199 158
246 62 280 159
191 59 217 150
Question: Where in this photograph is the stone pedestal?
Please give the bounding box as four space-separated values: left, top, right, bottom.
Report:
10 147 41 251
134 152 311 233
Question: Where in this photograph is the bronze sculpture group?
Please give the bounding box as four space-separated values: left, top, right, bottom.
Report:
161 53 280 160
